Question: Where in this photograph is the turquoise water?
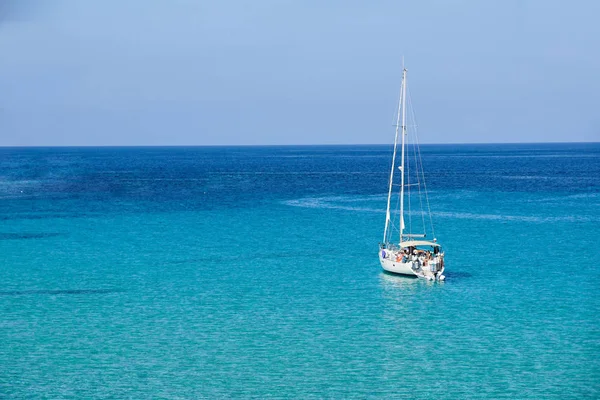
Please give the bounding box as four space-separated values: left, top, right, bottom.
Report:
1 144 599 398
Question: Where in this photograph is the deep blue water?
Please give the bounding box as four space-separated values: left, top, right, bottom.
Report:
1 144 599 398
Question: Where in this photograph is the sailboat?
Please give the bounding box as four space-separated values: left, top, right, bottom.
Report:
379 67 446 280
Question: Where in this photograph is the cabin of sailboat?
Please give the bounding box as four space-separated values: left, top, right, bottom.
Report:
378 67 446 280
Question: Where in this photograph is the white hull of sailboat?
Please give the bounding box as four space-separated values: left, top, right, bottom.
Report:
379 246 445 280
379 255 417 276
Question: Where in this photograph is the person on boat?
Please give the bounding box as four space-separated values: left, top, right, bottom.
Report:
411 250 419 265
401 249 409 262
427 253 436 272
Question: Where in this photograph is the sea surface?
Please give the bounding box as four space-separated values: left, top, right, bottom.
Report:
1 143 599 399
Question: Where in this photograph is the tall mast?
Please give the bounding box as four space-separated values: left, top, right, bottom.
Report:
399 67 407 242
383 74 404 243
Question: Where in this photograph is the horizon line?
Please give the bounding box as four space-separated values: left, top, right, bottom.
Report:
1 141 599 148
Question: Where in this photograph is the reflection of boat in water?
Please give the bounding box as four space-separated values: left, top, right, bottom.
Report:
379 66 445 281
379 271 421 289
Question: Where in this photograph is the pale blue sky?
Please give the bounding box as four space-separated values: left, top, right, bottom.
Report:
1 0 599 145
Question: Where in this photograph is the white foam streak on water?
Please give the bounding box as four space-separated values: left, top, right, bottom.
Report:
432 211 596 223
282 198 382 213
283 195 599 223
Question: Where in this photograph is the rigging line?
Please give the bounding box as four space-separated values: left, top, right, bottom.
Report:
397 185 402 239
387 189 402 244
406 118 412 239
407 87 435 239
407 89 427 236
383 79 404 243
398 68 407 243
387 192 399 243
393 189 401 243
